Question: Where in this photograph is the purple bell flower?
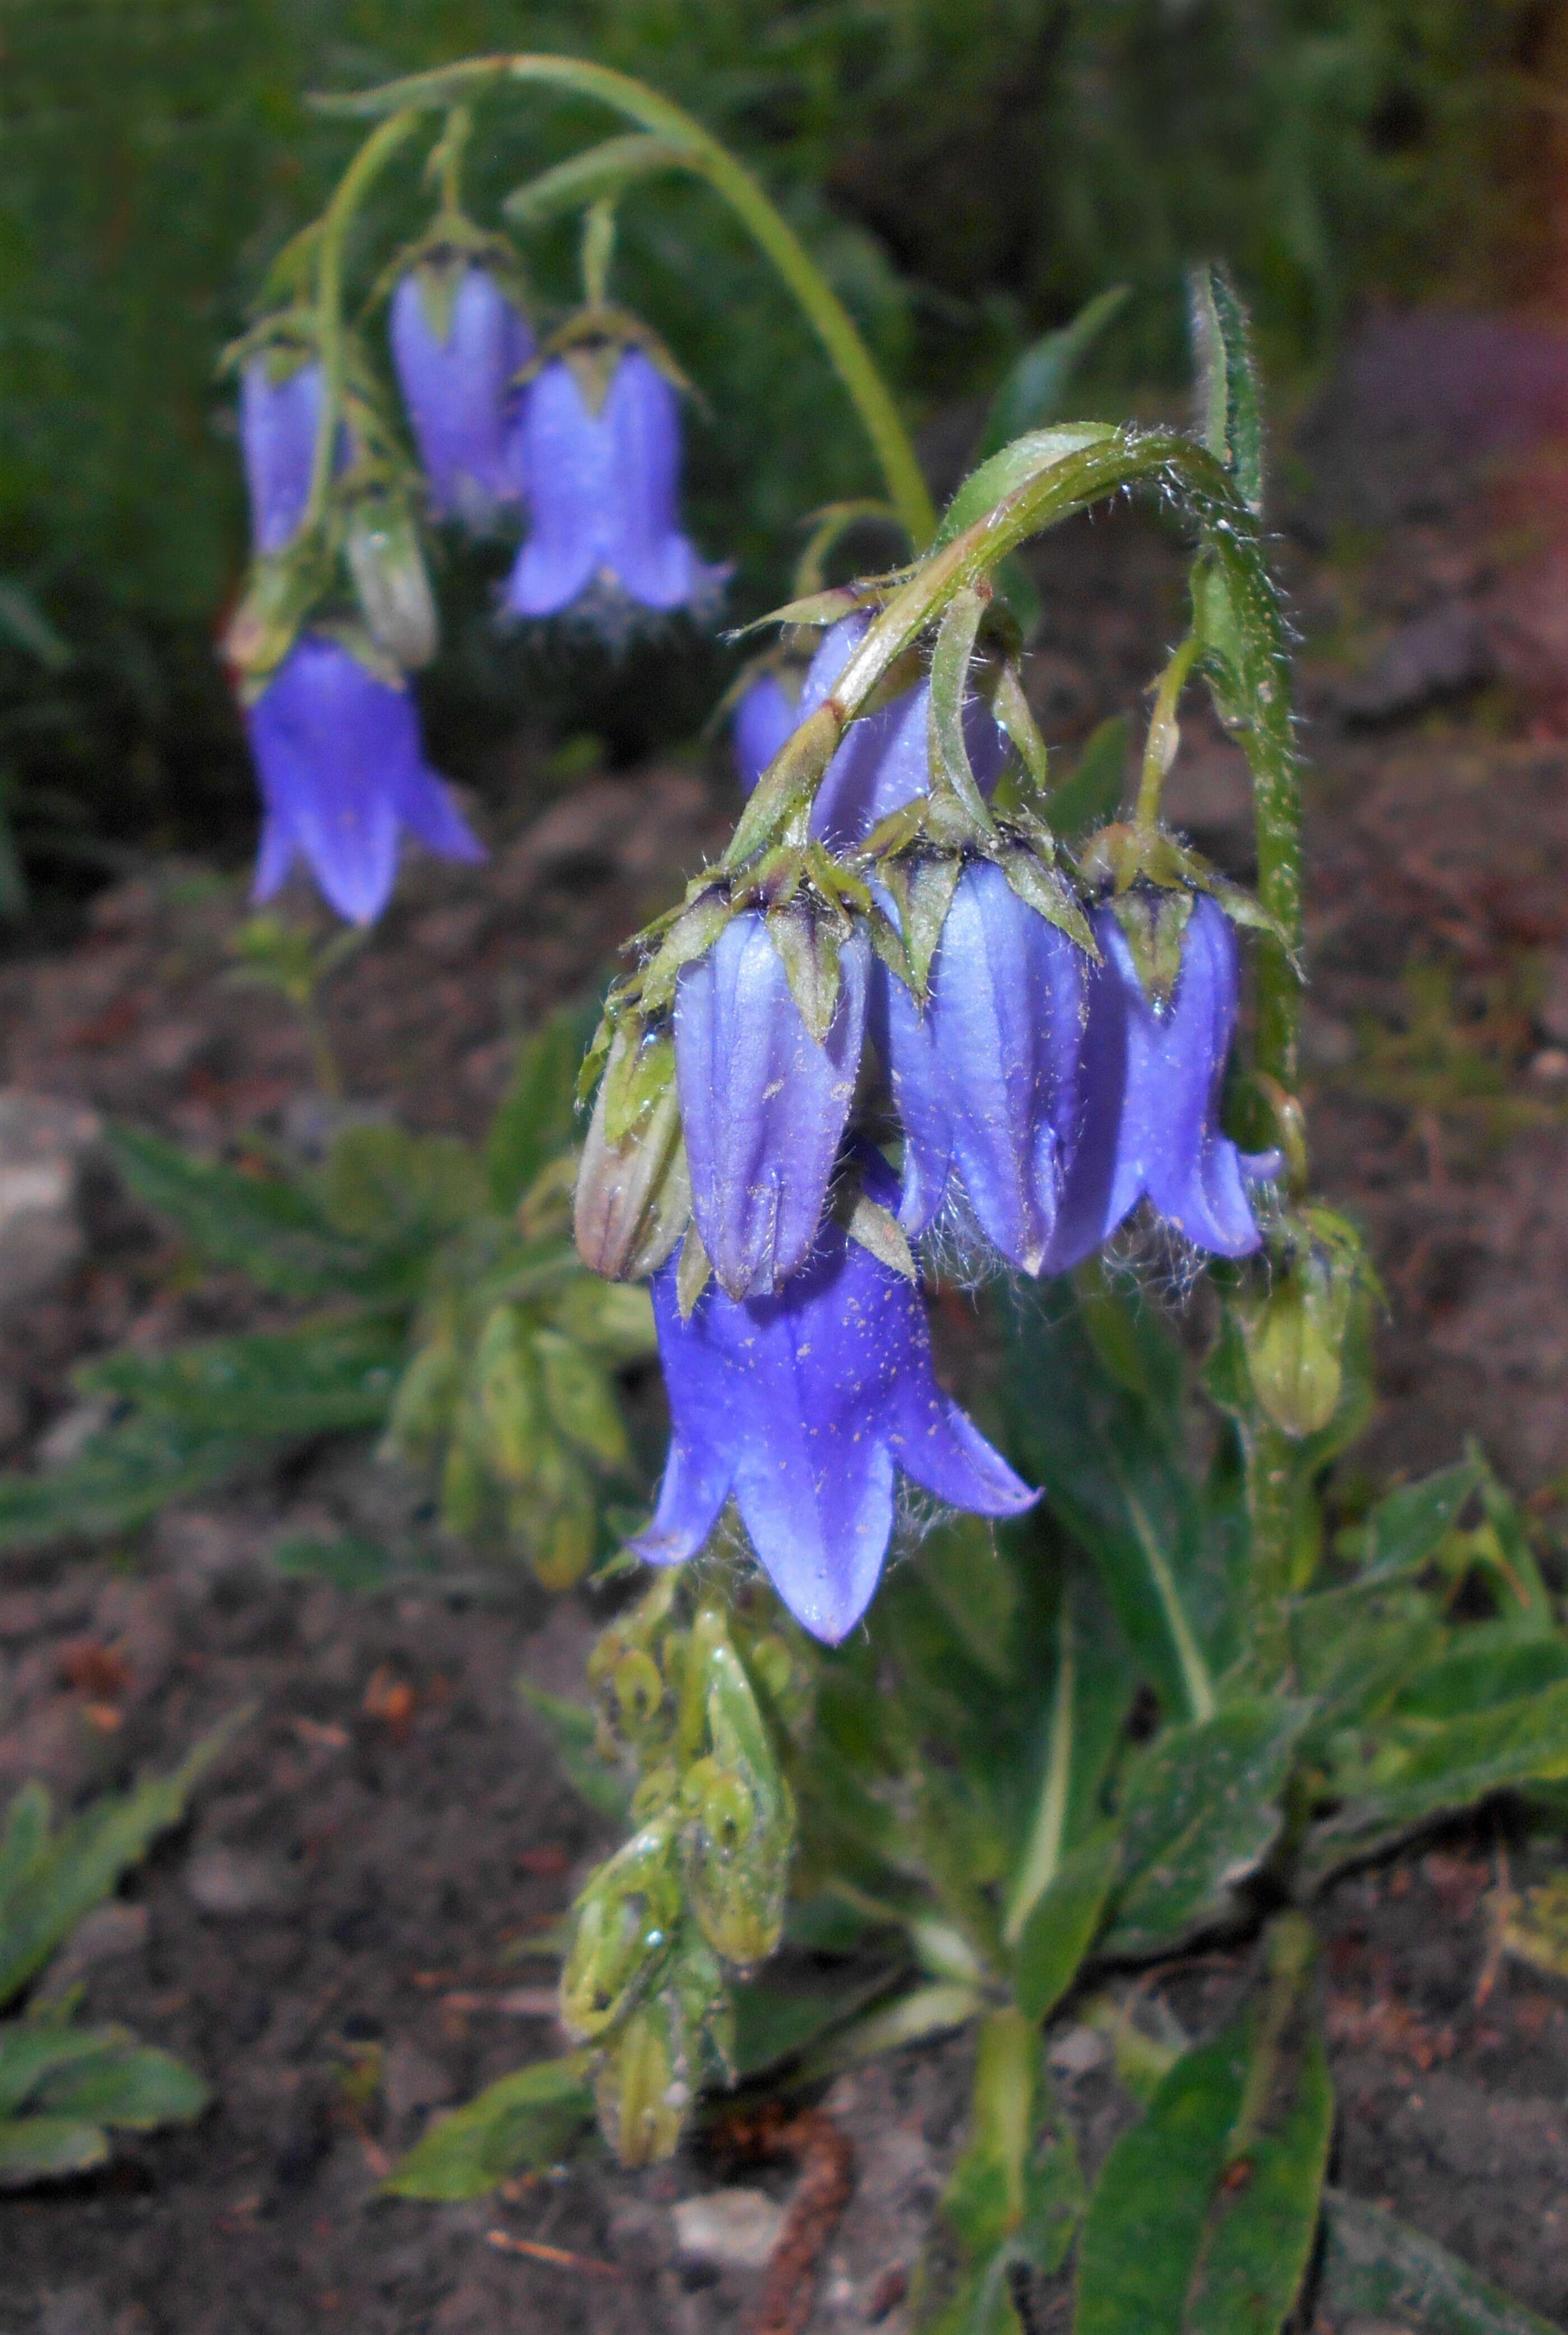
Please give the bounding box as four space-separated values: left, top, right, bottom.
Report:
675 910 868 1300
503 348 727 620
731 669 801 794
1044 894 1272 1268
792 613 1008 846
630 1160 1036 1643
390 264 534 529
245 634 484 925
239 355 328 554
872 859 1089 1273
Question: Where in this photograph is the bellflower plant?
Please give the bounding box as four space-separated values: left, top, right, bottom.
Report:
245 634 483 925
390 261 533 529
504 347 727 622
871 857 1089 1272
1045 894 1274 1268
674 908 868 1298
200 83 1553 2330
631 1159 1035 1643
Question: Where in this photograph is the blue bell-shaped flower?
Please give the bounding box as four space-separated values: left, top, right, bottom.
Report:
630 1159 1036 1643
245 634 483 925
872 859 1089 1273
390 262 534 530
239 353 328 555
1044 893 1274 1267
504 348 727 621
674 908 868 1299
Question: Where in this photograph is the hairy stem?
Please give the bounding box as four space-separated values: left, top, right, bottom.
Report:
310 57 935 548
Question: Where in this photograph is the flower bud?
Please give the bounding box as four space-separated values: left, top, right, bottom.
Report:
573 1027 691 1281
390 260 532 530
560 1819 681 2041
1239 1243 1356 1438
344 492 439 670
592 1990 689 2168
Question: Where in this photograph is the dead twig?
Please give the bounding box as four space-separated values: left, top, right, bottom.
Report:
720 2103 855 2335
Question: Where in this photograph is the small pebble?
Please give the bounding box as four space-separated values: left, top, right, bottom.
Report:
672 2187 783 2271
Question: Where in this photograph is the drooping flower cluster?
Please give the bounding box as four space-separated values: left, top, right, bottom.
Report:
577 596 1279 1642
231 256 722 925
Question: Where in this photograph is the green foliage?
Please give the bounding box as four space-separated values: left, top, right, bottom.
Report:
0 1010 650 1586
1074 1917 1331 2335
1320 2191 1562 2335
0 1723 235 2184
384 2053 594 2201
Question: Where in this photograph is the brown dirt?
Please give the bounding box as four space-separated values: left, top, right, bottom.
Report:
2 321 1568 2331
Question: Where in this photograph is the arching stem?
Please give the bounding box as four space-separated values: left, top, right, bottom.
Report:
304 107 423 529
310 57 937 548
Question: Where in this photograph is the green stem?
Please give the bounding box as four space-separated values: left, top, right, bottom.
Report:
305 107 423 528
727 426 1284 871
310 58 936 548
1243 1421 1299 1687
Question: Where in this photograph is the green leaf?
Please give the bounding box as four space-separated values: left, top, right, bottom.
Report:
269 1533 437 1595
384 2053 593 2200
995 1282 1221 1724
1074 1917 1331 2335
1358 1455 1484 1582
106 1124 372 1297
1307 1677 1568 1882
1189 264 1263 518
503 133 696 227
0 2114 107 2185
0 1418 248 1552
516 1679 629 1823
0 1714 243 2008
319 1123 486 1248
534 1331 629 1469
80 1323 401 1440
975 290 1129 462
1104 1701 1308 1959
1390 1626 1568 1722
484 1003 599 1210
1320 2189 1559 2335
930 2016 1085 2334
1012 1825 1120 2024
935 427 1119 551
34 2041 207 2128
730 1969 900 2080
0 2013 129 2119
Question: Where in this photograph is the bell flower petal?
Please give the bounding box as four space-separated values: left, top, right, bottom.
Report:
504 350 727 621
390 264 534 529
239 356 328 555
1044 895 1269 1268
244 635 483 926
873 860 1088 1272
674 910 867 1299
630 1168 1036 1642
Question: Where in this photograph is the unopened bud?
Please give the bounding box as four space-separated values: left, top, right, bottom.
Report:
1240 1249 1353 1438
592 1988 688 2167
573 1027 691 1281
345 493 439 670
560 1820 680 2040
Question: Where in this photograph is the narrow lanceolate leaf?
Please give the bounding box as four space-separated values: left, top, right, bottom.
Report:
105 1125 373 1297
384 2054 594 2200
80 1323 401 1441
1103 1701 1309 1959
484 1003 597 1210
0 1714 244 2008
1011 1824 1121 2024
882 852 961 999
1304 1677 1568 1887
975 288 1130 460
1189 264 1264 518
764 899 841 1042
1074 1916 1331 2335
927 587 997 834
1357 1455 1484 1582
0 1418 251 1552
0 2115 107 2186
1320 2190 1559 2335
990 661 1052 799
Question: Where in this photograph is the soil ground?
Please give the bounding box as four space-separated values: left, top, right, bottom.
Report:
2 312 1568 2332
